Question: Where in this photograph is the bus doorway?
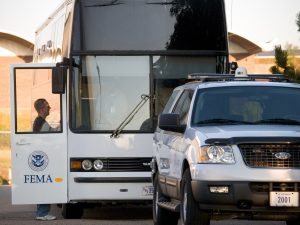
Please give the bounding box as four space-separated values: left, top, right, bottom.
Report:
10 64 67 204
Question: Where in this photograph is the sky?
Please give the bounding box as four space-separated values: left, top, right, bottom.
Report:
226 0 300 50
0 0 299 50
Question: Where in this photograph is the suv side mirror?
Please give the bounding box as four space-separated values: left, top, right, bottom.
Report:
52 66 67 94
158 113 186 133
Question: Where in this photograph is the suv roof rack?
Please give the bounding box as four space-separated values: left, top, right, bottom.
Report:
187 73 290 83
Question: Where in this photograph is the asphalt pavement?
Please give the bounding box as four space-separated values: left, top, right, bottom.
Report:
0 185 153 225
0 185 286 225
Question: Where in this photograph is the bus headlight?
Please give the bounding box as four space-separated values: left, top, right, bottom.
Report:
198 145 235 164
82 159 93 170
93 159 104 171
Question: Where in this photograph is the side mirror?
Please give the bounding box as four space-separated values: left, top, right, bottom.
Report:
158 113 186 133
52 66 67 94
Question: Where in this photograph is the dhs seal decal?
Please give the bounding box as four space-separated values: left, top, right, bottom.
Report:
28 151 49 171
24 151 55 184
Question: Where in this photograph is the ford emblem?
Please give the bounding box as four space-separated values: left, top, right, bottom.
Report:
274 152 291 160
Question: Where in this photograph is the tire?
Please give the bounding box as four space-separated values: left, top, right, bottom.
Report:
180 169 210 225
62 203 84 219
153 173 179 225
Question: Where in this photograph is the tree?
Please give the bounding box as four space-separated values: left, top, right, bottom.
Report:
268 13 300 81
270 45 289 74
270 45 299 81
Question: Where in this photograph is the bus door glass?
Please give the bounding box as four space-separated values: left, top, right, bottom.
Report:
10 64 67 204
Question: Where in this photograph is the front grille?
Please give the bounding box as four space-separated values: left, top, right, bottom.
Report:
239 143 300 168
70 157 152 172
105 158 152 171
250 182 300 192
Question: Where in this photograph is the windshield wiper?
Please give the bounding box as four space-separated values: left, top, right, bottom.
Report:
195 119 251 125
110 94 150 138
255 118 300 125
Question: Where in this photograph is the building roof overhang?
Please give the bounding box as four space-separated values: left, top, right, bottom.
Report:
228 32 262 55
0 30 33 50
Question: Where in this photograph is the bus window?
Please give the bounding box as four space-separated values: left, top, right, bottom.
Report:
14 68 62 133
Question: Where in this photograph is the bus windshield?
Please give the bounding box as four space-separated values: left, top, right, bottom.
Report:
70 0 229 133
70 55 216 132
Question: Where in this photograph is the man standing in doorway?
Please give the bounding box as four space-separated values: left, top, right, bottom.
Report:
33 98 57 221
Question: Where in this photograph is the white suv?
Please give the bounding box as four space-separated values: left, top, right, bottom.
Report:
152 74 300 225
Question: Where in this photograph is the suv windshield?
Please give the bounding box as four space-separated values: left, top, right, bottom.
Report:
191 86 300 126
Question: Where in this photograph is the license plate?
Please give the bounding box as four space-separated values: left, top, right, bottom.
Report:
270 192 299 207
142 185 154 196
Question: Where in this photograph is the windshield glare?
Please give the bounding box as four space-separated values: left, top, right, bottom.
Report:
71 56 150 132
191 86 300 126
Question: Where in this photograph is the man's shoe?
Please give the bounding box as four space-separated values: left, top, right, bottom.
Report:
36 214 56 220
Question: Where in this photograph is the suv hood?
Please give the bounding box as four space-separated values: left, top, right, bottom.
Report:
194 125 300 139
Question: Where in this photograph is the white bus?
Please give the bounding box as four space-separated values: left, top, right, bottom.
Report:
10 0 229 219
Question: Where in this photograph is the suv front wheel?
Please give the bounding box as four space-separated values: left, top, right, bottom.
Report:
180 169 210 225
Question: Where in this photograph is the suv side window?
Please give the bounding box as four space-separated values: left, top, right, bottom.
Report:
172 90 194 125
162 90 180 113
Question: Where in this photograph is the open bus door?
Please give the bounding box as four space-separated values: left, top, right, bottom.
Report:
10 63 67 204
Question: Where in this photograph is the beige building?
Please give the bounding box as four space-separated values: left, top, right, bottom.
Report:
255 49 300 74
0 31 33 112
228 32 263 74
0 31 33 182
228 32 300 74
